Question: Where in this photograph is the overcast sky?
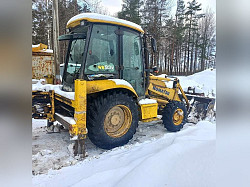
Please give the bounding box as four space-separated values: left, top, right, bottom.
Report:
101 0 216 16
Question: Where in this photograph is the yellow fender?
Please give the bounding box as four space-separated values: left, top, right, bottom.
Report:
86 79 138 98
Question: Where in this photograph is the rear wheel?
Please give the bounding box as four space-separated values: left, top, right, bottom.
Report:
87 91 139 149
162 101 187 132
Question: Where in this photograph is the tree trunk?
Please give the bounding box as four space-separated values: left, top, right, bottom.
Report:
186 16 192 75
190 30 196 74
183 41 187 75
194 34 198 73
164 53 167 74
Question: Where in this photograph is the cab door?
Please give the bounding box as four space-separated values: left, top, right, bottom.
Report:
121 28 145 96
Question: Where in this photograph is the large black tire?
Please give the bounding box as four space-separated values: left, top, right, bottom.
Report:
87 91 139 149
162 101 187 132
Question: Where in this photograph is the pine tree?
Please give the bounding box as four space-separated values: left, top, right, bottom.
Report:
118 0 142 24
141 0 173 67
185 0 201 74
32 0 53 47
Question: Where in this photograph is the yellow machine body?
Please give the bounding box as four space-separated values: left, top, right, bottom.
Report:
147 75 189 108
140 103 158 122
32 13 192 154
32 76 189 139
48 77 187 139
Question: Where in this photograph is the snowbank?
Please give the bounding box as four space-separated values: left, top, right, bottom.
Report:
177 69 216 97
33 121 215 187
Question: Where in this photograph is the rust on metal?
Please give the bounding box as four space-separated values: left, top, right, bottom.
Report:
32 51 54 80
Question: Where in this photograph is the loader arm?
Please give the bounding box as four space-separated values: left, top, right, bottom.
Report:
147 75 190 109
175 82 190 109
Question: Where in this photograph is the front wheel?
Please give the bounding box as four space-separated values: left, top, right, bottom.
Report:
87 91 139 149
162 101 187 132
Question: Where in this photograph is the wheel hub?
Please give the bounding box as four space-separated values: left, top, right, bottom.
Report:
173 108 184 126
104 105 132 138
111 115 121 125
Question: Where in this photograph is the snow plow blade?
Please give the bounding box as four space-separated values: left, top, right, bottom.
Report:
186 94 215 122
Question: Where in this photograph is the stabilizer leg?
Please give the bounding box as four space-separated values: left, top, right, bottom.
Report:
73 139 86 158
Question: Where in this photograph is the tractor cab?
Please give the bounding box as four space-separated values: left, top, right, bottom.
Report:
59 13 145 96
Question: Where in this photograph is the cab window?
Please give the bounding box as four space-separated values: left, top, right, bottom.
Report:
85 24 118 74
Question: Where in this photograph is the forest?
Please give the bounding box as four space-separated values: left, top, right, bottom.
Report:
32 0 216 75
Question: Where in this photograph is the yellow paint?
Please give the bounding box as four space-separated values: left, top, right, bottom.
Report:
55 93 73 107
104 105 132 138
86 80 138 98
140 103 158 120
149 97 169 105
147 83 181 102
32 43 48 52
149 79 167 88
66 17 144 33
71 80 88 139
44 74 54 84
50 90 55 122
176 82 190 109
53 79 137 113
173 108 184 126
149 75 172 82
141 117 159 123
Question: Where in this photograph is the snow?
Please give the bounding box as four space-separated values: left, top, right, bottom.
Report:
32 121 215 187
164 80 173 88
32 80 75 100
177 69 216 97
44 49 53 54
32 44 40 48
156 69 216 97
32 119 47 129
156 74 168 78
109 79 133 88
32 78 135 101
139 98 157 105
55 113 76 125
67 13 143 33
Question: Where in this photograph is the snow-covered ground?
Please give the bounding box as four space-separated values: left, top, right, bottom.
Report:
32 69 216 187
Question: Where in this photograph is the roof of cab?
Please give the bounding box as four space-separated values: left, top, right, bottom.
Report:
66 13 144 33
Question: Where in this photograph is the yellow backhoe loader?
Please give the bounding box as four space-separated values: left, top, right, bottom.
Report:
32 13 214 156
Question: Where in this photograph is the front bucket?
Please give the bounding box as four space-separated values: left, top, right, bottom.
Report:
186 95 215 123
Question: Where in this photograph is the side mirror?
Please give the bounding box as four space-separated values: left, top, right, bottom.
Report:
151 38 157 53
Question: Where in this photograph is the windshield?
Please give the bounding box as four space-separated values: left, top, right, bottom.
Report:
63 39 85 87
61 25 88 91
84 24 118 76
68 39 84 73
